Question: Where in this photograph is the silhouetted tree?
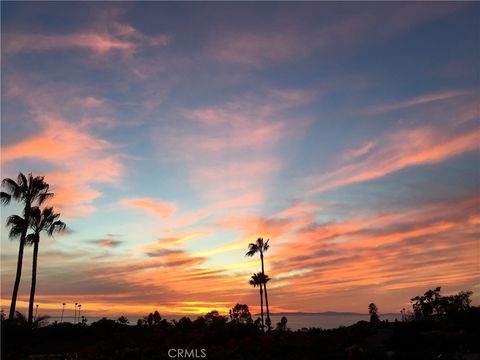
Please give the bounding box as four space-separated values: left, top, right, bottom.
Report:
276 316 289 331
117 316 129 325
204 310 226 326
12 310 50 328
249 273 265 332
74 302 78 323
411 287 473 320
1 173 52 320
411 287 442 320
246 238 271 329
368 303 379 323
175 316 193 330
26 207 65 326
147 313 154 326
229 304 252 324
153 310 161 325
61 303 66 323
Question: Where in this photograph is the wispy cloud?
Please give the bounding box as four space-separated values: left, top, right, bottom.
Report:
342 141 376 161
154 88 314 213
3 10 170 56
208 3 463 67
309 126 479 193
1 116 124 218
89 239 124 248
366 89 472 114
122 198 176 218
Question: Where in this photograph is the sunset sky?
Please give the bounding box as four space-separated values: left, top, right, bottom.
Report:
1 2 479 318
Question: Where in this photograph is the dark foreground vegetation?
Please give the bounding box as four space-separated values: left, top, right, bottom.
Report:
2 290 479 360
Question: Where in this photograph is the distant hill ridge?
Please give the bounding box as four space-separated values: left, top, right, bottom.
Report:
265 311 399 316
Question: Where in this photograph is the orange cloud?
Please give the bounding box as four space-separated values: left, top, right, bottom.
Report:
310 126 480 193
1 116 124 218
122 197 176 218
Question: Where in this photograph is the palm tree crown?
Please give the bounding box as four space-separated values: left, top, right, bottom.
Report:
257 272 271 285
249 273 261 287
245 238 269 258
1 173 53 209
27 207 66 242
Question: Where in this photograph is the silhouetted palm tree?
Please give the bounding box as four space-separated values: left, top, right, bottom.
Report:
74 303 78 323
26 207 66 326
246 238 271 329
1 173 52 320
249 273 265 332
61 303 66 323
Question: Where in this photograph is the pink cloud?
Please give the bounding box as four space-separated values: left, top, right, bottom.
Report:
78 96 106 107
309 125 480 193
154 88 314 214
1 116 124 218
4 33 136 54
341 141 376 161
366 89 472 114
215 192 264 210
3 11 170 56
122 197 176 218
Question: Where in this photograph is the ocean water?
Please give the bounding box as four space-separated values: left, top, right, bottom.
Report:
267 314 400 330
46 313 400 330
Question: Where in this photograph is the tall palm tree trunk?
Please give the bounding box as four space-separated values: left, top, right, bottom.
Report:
260 251 271 330
259 287 264 332
28 239 39 326
263 283 271 330
9 235 26 320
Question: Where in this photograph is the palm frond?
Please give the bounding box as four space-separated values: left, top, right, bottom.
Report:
18 173 28 189
263 239 270 252
246 243 258 256
9 226 24 239
29 175 50 202
37 191 54 205
249 273 261 287
6 214 26 227
25 233 38 245
48 220 66 236
6 215 27 239
14 311 27 324
257 273 271 284
2 178 22 199
0 192 11 205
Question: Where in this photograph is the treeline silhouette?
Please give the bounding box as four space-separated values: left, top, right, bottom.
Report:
2 288 478 359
